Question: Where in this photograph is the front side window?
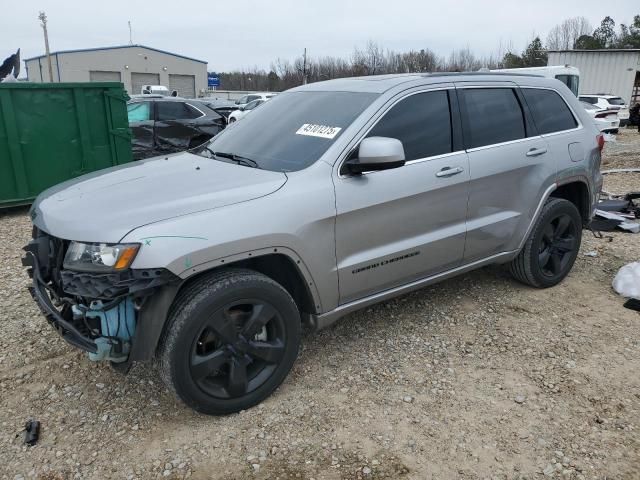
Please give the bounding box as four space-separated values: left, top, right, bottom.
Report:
157 102 200 121
236 96 248 104
200 91 378 172
367 90 452 161
460 88 525 149
127 102 151 122
523 88 577 134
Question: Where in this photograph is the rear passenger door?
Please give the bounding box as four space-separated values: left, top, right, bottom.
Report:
457 84 554 262
334 87 470 303
521 87 580 164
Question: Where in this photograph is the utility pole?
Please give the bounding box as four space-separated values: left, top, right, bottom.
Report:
128 21 133 45
302 48 307 85
38 12 54 82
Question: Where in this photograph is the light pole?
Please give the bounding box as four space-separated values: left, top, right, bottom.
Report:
38 12 54 82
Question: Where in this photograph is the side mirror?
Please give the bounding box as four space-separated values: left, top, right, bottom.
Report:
171 90 178 97
344 137 406 175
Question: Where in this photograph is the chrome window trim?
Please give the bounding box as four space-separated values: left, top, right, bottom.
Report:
465 135 541 153
336 86 456 179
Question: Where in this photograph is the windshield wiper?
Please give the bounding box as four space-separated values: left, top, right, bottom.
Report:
206 149 260 169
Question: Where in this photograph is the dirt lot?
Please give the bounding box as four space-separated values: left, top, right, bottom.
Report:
1 129 639 480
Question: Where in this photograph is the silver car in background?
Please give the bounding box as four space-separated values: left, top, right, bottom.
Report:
24 73 603 414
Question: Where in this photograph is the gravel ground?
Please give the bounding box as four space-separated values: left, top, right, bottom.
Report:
1 132 639 480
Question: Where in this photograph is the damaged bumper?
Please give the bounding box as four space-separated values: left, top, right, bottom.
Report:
22 231 180 365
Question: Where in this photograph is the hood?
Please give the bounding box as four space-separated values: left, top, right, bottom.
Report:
32 152 287 242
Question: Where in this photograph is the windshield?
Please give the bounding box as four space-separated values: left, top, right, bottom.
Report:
555 74 579 97
607 97 625 106
199 91 378 172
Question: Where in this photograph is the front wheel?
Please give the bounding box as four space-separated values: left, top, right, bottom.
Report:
509 198 582 288
158 269 301 415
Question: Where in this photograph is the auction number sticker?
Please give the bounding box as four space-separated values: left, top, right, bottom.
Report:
295 124 342 139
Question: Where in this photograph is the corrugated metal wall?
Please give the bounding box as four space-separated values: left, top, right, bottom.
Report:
548 50 640 104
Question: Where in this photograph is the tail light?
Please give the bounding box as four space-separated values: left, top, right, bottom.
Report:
597 134 605 152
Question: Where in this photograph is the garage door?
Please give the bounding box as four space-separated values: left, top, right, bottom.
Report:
169 74 196 98
131 72 160 96
89 70 121 82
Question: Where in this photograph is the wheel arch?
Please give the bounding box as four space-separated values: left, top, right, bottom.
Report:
550 178 592 226
131 249 320 362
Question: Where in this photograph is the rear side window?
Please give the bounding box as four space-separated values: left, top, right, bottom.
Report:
367 90 452 161
460 88 525 149
523 88 577 134
127 102 151 122
157 102 201 121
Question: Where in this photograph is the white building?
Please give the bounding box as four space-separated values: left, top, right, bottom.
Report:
548 49 640 105
24 44 208 98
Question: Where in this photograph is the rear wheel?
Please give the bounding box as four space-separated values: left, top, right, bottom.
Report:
158 269 301 414
510 198 582 288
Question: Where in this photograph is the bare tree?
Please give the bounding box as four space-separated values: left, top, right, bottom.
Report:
546 17 592 50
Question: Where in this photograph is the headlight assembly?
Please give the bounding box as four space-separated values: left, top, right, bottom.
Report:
63 242 140 272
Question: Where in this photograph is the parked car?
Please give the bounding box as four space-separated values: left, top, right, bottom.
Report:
228 98 266 123
234 92 277 108
580 101 620 133
140 85 177 97
579 94 629 125
199 98 239 119
24 73 602 415
127 96 226 159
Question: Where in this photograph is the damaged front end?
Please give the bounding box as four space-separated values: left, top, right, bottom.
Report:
22 228 179 367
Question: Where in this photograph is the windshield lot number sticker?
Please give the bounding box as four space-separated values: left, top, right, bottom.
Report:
296 124 342 139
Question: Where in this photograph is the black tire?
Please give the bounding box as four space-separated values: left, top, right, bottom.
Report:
509 198 582 288
158 268 301 415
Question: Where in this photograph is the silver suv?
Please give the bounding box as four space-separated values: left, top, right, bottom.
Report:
24 73 603 414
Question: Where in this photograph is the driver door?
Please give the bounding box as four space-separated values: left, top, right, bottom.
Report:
334 87 470 304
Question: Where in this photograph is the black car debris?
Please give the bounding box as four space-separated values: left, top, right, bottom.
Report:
127 96 226 160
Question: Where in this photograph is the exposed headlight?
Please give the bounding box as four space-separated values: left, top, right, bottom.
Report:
63 242 140 272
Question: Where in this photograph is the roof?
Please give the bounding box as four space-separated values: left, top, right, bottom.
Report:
291 72 551 94
24 44 207 64
548 49 640 53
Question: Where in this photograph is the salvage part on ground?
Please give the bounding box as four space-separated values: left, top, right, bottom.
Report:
601 168 640 174
23 419 40 446
612 262 640 299
594 209 640 233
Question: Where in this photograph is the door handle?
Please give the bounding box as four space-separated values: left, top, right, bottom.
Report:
526 147 548 157
435 166 464 178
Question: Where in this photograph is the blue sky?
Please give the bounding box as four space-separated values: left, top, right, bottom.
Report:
5 0 638 73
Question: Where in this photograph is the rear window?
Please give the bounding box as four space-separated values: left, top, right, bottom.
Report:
460 88 525 149
523 88 577 135
607 97 625 106
367 90 452 160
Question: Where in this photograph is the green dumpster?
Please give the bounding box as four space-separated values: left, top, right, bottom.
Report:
0 82 132 208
